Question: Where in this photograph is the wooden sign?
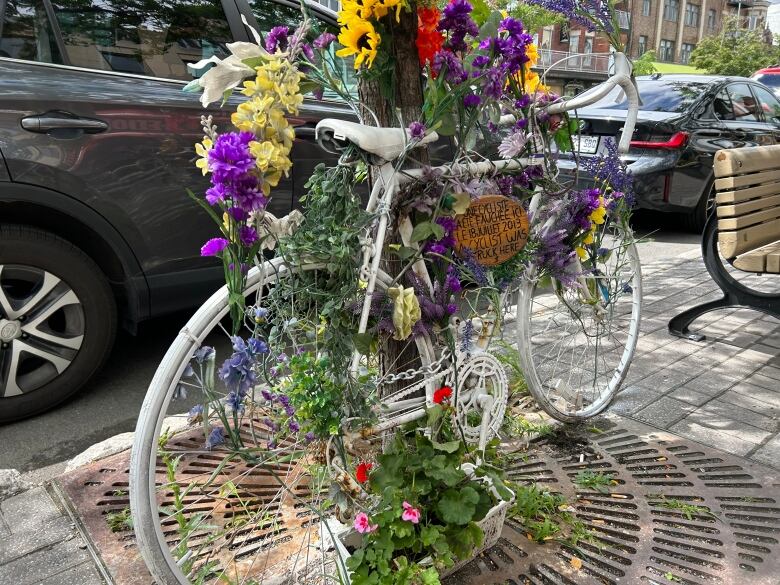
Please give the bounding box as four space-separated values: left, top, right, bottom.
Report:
454 194 529 266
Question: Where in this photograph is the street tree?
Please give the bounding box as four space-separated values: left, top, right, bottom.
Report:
690 16 780 77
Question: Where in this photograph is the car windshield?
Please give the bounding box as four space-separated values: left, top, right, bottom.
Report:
753 73 780 88
579 79 710 113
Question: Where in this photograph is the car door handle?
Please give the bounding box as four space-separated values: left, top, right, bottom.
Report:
21 111 108 134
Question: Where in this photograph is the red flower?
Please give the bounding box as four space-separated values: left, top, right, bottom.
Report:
416 7 444 66
356 462 373 483
433 386 453 404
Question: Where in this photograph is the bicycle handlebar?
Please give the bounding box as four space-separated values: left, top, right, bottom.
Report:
545 53 638 154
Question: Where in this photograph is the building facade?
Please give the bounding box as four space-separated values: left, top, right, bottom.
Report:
533 0 771 95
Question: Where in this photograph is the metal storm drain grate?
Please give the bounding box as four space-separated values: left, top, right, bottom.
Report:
56 416 780 585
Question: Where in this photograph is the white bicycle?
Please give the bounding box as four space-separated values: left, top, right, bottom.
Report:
129 53 641 584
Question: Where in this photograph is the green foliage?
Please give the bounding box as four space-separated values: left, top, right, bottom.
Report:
105 507 133 532
347 431 506 584
690 17 780 77
632 51 657 76
501 1 566 33
573 470 617 494
280 351 353 438
651 497 717 521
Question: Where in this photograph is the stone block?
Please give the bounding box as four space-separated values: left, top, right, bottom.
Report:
0 515 75 564
667 386 712 407
718 389 780 418
751 434 780 469
0 469 29 502
632 396 696 429
608 384 664 416
669 420 756 457
742 372 780 392
0 488 60 534
730 382 780 409
36 561 104 585
0 535 89 585
684 410 773 444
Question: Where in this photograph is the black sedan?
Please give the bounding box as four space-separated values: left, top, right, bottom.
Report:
563 74 780 231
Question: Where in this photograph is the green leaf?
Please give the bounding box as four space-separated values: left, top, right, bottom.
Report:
420 525 441 547
426 404 443 427
241 56 269 69
420 568 441 585
432 440 462 454
426 463 464 487
353 332 376 355
477 11 502 42
437 486 480 525
410 221 437 243
182 79 202 93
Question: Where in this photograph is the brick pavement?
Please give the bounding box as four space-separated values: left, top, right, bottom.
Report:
610 252 780 469
0 486 104 584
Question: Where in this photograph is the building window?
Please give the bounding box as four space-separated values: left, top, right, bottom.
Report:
663 0 679 22
681 43 695 64
659 39 675 61
685 4 700 27
643 0 651 16
707 8 716 30
638 35 648 56
748 13 760 30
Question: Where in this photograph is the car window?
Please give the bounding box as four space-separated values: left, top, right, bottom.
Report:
247 0 357 101
752 73 780 89
580 78 709 113
726 83 759 122
0 0 63 63
751 84 780 123
712 89 735 121
48 0 234 80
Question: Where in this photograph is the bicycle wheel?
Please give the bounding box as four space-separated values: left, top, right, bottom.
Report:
517 220 642 422
130 258 436 585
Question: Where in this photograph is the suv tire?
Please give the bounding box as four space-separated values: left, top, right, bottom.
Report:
0 225 116 423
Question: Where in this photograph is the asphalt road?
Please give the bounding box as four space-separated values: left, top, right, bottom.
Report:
0 212 700 481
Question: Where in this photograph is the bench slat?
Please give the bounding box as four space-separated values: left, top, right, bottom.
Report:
714 145 780 177
733 241 780 273
717 206 780 230
715 168 780 191
719 217 780 258
717 193 780 218
716 181 780 204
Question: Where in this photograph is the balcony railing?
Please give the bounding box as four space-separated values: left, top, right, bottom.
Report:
534 50 611 75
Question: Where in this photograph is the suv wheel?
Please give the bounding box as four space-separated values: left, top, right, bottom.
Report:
0 226 116 423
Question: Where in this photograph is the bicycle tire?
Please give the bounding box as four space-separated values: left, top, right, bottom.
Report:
517 222 642 422
130 258 436 585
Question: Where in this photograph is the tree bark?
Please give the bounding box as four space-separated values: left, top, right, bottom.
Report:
358 7 428 385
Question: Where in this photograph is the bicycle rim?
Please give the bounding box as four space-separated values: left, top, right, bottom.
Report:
518 222 642 422
130 259 435 584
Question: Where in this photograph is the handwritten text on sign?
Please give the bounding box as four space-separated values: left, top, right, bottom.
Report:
454 194 529 266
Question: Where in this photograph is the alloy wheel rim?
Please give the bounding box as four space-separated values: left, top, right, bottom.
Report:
0 264 85 398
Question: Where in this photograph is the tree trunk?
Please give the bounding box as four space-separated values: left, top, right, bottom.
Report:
358 7 428 385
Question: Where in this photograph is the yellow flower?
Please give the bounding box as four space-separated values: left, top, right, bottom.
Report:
582 228 595 246
589 197 607 225
337 18 381 69
339 0 377 23
373 0 405 21
387 285 421 341
194 137 212 175
576 246 588 260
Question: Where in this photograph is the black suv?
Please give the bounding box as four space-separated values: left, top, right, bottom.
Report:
0 0 359 422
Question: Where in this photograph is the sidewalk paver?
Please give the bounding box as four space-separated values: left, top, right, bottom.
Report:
611 254 780 468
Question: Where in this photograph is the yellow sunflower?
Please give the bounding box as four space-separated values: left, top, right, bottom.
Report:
337 18 381 70
373 0 406 21
338 0 378 23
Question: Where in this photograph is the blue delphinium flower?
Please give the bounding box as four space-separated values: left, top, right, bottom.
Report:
205 426 225 450
193 346 214 365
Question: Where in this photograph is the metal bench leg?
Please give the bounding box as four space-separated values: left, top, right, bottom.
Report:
668 295 732 341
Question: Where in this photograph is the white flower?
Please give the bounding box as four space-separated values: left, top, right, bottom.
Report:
498 130 529 159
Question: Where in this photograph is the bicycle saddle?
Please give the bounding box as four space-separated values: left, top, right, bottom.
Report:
315 118 438 161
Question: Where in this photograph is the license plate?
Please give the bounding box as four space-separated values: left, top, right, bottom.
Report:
571 135 599 154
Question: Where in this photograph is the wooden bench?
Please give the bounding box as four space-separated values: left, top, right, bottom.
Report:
668 144 780 341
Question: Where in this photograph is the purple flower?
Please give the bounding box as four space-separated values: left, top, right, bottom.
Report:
261 389 273 401
268 439 277 449
463 93 481 108
232 175 268 213
472 55 490 68
254 307 268 321
205 182 227 205
305 431 316 443
208 132 255 185
248 337 269 354
580 138 634 205
446 265 462 293
439 0 479 53
313 32 336 49
526 0 612 32
301 43 314 61
205 426 225 450
515 94 531 109
446 303 458 315
408 121 426 140
201 237 229 257
193 346 215 363
226 390 245 413
432 50 468 84
239 225 259 247
265 26 290 53
289 420 300 433
481 66 505 100
227 206 248 221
